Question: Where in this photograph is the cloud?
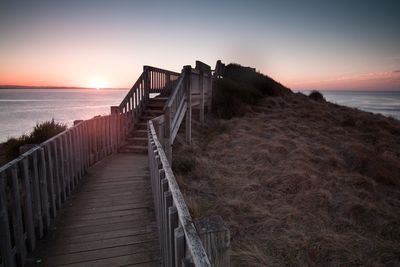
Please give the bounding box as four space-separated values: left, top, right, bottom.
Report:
393 70 400 73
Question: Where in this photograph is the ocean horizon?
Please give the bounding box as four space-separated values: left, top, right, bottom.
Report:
0 88 399 143
298 90 400 120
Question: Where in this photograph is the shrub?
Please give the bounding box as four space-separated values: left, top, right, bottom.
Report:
30 119 67 144
224 63 290 96
3 119 66 161
212 78 262 119
309 90 325 101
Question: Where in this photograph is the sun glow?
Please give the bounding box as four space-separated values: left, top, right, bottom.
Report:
88 78 107 90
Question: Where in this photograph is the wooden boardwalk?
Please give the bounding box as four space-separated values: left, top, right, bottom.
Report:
27 154 160 267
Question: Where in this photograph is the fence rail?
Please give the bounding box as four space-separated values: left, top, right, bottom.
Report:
148 120 211 267
0 114 124 267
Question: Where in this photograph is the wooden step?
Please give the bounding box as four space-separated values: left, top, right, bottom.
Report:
146 102 165 109
144 109 164 116
119 145 147 154
139 115 154 122
135 122 147 130
131 130 147 138
126 137 147 146
151 97 168 102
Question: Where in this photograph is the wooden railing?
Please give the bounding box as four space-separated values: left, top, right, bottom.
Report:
0 114 124 267
148 120 211 267
146 66 180 94
117 66 180 136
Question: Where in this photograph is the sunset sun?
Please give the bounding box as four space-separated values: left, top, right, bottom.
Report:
89 78 107 90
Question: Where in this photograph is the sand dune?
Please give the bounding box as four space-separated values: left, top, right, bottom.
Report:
174 93 400 266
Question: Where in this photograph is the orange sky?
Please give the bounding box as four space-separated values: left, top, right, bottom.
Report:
0 1 399 90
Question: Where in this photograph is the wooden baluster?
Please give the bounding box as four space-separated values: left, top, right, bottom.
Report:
44 144 56 218
38 148 50 229
0 172 15 267
19 158 36 251
9 165 27 265
56 137 66 203
174 226 185 267
168 205 178 267
30 151 44 237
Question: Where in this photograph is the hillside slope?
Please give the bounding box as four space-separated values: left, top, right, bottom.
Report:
174 74 400 266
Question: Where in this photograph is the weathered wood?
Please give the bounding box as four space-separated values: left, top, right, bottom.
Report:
27 154 159 266
168 206 178 267
38 148 50 229
147 120 211 267
57 137 67 203
185 66 192 144
9 165 27 265
19 158 36 251
44 144 56 218
30 151 44 238
175 226 185 267
194 216 231 267
0 172 15 267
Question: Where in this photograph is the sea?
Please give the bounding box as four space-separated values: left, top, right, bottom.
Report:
0 89 128 142
0 89 399 142
299 90 400 120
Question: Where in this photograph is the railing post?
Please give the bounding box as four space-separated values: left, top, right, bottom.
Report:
165 106 172 163
184 66 192 144
110 106 119 115
0 172 15 267
194 216 231 267
144 66 150 103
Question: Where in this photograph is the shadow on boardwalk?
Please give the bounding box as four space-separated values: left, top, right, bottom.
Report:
27 153 160 267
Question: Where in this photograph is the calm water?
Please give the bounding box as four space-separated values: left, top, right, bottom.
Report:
300 90 400 121
0 89 399 142
0 89 128 142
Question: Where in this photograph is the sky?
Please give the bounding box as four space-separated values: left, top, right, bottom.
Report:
0 0 399 90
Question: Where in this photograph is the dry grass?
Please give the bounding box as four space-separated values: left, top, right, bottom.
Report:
174 93 400 266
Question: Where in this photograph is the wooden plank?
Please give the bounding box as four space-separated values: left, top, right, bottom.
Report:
0 172 15 267
56 137 67 203
175 226 185 267
43 241 158 266
51 140 61 209
54 251 160 267
53 226 156 245
9 165 27 265
44 143 56 218
19 158 36 251
44 233 158 255
169 206 178 267
38 148 50 229
30 151 44 238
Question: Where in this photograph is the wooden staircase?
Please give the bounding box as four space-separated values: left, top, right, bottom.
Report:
119 96 168 154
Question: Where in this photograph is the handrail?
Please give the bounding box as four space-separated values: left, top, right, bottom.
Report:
0 113 126 267
166 72 185 109
148 120 211 267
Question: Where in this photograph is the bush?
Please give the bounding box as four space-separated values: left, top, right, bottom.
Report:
212 78 262 119
309 90 325 101
3 119 66 161
224 63 290 96
212 63 292 119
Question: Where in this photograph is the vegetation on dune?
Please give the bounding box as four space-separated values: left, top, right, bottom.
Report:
309 90 325 101
2 119 67 162
212 63 291 119
174 63 400 266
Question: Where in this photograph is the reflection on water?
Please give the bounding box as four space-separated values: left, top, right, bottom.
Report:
0 89 128 142
300 90 400 120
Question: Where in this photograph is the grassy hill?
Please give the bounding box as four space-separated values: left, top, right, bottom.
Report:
173 64 400 266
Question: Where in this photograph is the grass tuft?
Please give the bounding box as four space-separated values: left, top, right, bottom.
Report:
3 119 66 161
